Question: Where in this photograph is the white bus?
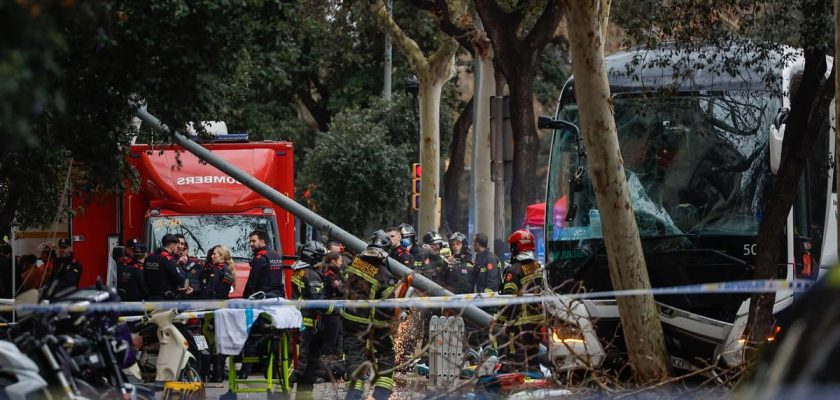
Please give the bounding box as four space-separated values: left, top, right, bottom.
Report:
541 44 836 372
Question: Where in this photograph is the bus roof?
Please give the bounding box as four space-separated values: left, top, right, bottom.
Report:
578 43 801 94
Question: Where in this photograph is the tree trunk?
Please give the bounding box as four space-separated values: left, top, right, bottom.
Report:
564 0 671 382
473 55 496 240
444 97 473 234
417 76 445 235
747 50 834 344
369 0 459 235
507 72 539 229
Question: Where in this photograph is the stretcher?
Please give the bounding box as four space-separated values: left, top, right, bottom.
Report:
210 306 302 399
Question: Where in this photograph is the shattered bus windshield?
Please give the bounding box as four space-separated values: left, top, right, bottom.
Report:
546 91 777 250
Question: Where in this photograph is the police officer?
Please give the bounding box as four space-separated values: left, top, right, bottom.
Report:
117 238 139 268
118 242 149 301
180 243 204 297
473 233 501 295
243 230 284 298
289 241 326 386
343 231 399 400
496 230 544 373
145 234 192 300
442 232 476 294
200 245 235 300
49 238 83 294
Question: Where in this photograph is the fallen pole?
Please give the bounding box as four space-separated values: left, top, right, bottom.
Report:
134 108 494 328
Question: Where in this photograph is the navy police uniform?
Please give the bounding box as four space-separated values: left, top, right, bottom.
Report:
200 262 234 299
144 249 185 300
243 246 284 298
118 258 148 301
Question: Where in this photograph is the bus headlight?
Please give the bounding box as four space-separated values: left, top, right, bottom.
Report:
551 324 585 345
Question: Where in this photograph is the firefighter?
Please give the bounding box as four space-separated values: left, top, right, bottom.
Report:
321 250 347 379
243 230 285 298
442 232 476 294
413 231 447 283
343 230 399 400
49 238 82 294
473 233 501 295
390 223 417 267
290 241 327 386
118 242 148 301
496 230 544 373
144 234 192 300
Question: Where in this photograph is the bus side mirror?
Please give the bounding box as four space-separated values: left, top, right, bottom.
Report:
539 116 578 132
769 107 789 175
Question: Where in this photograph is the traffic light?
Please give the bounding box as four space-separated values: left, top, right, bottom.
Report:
411 163 421 210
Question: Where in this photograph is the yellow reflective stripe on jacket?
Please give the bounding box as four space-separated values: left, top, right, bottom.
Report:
373 376 396 390
348 266 380 288
503 282 519 293
483 288 497 295
325 304 335 315
292 277 305 289
341 310 371 324
521 273 540 285
381 285 396 298
303 317 316 328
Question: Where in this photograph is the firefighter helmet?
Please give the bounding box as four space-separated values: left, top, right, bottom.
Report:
368 230 392 251
449 232 467 245
298 241 327 265
422 231 445 246
507 230 535 255
398 223 416 239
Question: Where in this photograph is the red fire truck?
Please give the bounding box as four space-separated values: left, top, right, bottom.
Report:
69 132 295 297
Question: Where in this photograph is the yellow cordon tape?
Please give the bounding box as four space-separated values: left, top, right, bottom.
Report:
0 279 814 314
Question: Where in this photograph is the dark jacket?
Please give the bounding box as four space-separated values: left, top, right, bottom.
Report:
322 263 346 316
51 255 82 292
343 249 397 327
144 249 184 299
291 262 325 328
200 262 234 299
244 246 284 298
181 256 204 295
442 249 476 294
497 253 543 326
412 247 446 284
390 245 414 268
475 249 502 294
117 257 148 301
